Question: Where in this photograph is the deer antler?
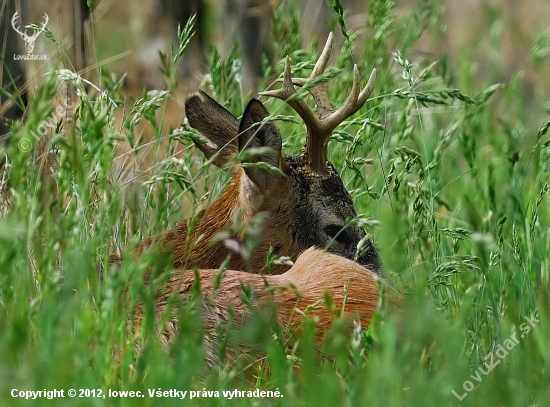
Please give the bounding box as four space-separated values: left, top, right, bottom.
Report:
260 32 376 176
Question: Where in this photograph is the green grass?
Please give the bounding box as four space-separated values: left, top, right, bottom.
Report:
1 0 550 406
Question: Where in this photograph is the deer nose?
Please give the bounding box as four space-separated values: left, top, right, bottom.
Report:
355 239 381 275
324 224 354 246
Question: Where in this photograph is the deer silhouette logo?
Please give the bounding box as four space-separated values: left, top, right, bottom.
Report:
11 11 49 54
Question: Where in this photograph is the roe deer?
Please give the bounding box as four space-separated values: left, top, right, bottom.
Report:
120 34 394 360
147 248 391 354
109 32 380 276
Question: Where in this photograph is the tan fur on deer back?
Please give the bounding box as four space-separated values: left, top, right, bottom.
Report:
270 248 381 332
155 248 386 351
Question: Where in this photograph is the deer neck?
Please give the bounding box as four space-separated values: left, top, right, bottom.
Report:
169 172 247 270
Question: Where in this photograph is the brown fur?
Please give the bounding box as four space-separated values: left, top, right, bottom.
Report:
108 93 381 275
111 41 386 356
142 248 396 362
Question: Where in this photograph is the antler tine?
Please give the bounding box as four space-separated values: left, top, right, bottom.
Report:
260 32 376 175
359 67 377 105
321 65 377 132
259 56 319 132
289 32 334 120
311 31 333 77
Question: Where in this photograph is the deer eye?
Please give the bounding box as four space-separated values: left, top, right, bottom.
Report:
324 225 352 245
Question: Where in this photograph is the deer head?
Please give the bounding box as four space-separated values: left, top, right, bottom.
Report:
172 33 379 274
108 33 379 276
11 11 49 54
116 34 390 363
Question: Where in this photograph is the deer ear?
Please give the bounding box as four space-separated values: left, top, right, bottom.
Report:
238 99 283 193
185 91 239 169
